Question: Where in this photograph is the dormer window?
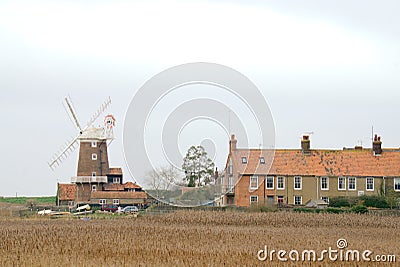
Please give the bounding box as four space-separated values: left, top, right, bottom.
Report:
260 157 265 164
241 157 247 164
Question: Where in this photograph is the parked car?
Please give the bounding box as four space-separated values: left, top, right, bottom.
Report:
101 204 118 212
122 206 139 213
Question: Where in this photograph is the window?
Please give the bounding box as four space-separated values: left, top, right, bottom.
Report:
242 157 247 164
113 177 121 184
113 199 119 205
321 196 329 204
250 195 258 204
92 185 97 192
395 178 400 191
260 157 265 164
277 176 285 190
228 176 234 193
91 141 97 148
250 176 258 189
321 177 329 190
229 158 233 175
338 177 346 190
99 199 106 205
67 201 74 206
294 176 302 190
266 176 274 189
277 196 284 204
348 177 356 190
91 153 97 160
366 177 374 191
294 196 302 205
92 172 96 177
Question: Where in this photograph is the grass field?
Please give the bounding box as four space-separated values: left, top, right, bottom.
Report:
0 210 399 266
0 196 56 205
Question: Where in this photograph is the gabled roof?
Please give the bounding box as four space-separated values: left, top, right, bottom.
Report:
230 148 400 177
123 181 141 189
57 183 75 201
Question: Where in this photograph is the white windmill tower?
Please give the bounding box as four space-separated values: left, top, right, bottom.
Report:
49 96 115 203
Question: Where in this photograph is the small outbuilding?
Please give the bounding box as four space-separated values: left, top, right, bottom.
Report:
305 199 329 209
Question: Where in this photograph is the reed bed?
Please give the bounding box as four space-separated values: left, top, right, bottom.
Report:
0 210 398 266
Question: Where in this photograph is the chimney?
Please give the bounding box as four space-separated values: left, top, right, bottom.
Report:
230 134 237 152
214 167 219 180
373 134 382 155
301 135 311 155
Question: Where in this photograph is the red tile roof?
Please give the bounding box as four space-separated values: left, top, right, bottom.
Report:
91 191 147 199
103 184 125 191
230 148 400 177
123 182 142 189
103 182 142 191
108 167 123 175
57 183 76 201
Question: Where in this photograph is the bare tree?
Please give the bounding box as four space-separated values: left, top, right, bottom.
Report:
146 165 182 198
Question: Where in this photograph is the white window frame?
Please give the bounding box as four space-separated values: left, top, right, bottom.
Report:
294 196 302 205
394 178 400 192
277 176 285 190
113 177 121 184
366 177 374 191
242 157 247 164
266 176 274 189
250 176 258 190
92 185 97 192
321 196 329 204
113 199 119 205
250 195 258 204
91 141 97 148
99 199 106 205
260 157 265 164
338 177 346 190
91 153 97 160
348 177 356 191
321 177 329 190
294 176 302 190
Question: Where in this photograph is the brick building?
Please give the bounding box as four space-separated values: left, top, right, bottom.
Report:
215 134 400 207
56 125 146 207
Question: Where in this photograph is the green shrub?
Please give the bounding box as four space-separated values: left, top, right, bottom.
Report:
325 207 346 214
359 196 388 208
351 205 368 214
329 197 350 208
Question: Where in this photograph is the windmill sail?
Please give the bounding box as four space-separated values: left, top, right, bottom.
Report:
85 97 111 129
48 96 112 171
48 136 79 170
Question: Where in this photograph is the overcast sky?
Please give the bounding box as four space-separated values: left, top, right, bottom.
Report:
1 0 399 196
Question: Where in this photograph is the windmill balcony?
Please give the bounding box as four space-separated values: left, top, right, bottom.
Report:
71 176 107 183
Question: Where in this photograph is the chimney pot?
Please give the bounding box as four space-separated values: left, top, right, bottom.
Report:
373 135 382 155
230 134 237 152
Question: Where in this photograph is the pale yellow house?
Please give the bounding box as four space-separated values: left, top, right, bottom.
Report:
216 134 400 207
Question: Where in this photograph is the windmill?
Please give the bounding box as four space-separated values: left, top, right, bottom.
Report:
48 96 113 172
